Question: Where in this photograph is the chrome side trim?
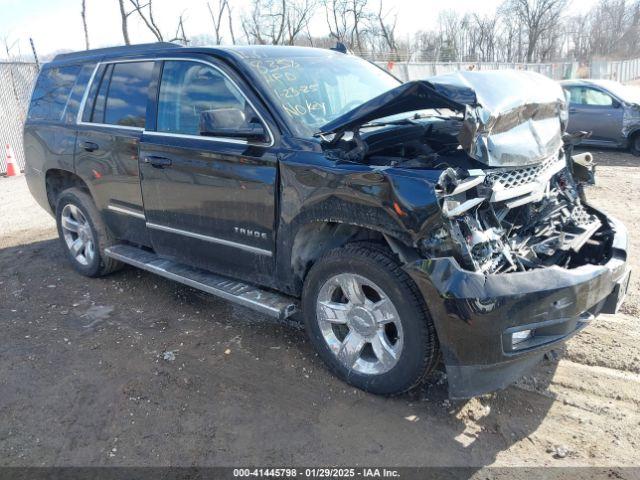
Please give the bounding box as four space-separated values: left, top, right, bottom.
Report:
143 130 248 146
79 122 144 132
107 204 146 220
76 56 275 147
146 222 272 257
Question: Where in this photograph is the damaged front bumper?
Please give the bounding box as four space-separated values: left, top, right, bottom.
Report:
405 214 630 399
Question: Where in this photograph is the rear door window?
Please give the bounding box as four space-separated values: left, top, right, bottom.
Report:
103 61 154 128
28 64 82 121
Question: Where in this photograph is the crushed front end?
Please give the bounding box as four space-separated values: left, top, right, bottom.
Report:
318 70 630 398
429 149 607 275
409 146 630 398
410 73 630 398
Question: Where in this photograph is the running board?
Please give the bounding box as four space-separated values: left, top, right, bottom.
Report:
104 244 298 319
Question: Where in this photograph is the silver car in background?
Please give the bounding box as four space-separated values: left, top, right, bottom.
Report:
560 79 640 156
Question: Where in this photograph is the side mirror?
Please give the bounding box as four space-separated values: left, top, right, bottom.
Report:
199 108 267 142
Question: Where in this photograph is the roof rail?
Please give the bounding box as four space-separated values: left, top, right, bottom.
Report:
52 42 182 63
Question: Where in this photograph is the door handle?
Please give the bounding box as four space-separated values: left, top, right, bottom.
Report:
83 141 99 152
568 108 577 114
144 155 172 168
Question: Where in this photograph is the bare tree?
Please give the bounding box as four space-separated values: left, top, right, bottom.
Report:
242 0 285 44
586 0 640 58
109 0 640 61
208 0 228 44
285 0 316 45
325 0 350 46
437 10 461 61
348 0 369 52
565 13 590 60
226 2 237 44
211 0 247 45
472 13 498 61
376 0 398 54
174 12 189 45
242 0 316 45
323 0 371 52
501 0 568 62
119 0 192 44
128 0 164 41
118 0 131 45
81 0 90 50
624 1 640 56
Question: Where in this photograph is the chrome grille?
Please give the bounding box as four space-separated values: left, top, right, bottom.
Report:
484 155 564 190
571 204 597 227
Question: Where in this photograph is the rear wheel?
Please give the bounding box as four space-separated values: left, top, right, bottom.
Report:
55 188 122 277
302 243 438 395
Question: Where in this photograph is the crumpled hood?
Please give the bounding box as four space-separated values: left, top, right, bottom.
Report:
319 70 567 168
318 80 476 134
439 70 568 167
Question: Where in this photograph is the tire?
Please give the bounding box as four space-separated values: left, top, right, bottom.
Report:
630 132 640 157
55 188 122 277
302 243 439 395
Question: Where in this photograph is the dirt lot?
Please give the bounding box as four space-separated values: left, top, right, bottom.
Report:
0 149 639 469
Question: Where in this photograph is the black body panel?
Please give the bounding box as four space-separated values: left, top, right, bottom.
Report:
75 124 149 246
139 134 277 283
23 43 632 399
405 215 629 398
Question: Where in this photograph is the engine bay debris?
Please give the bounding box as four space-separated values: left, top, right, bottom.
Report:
318 70 611 275
431 150 608 274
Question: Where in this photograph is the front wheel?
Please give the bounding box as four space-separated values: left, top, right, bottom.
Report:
302 243 439 395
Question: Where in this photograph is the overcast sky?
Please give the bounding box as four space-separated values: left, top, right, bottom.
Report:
0 0 600 60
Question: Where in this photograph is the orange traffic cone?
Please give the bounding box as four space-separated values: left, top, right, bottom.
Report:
4 144 21 177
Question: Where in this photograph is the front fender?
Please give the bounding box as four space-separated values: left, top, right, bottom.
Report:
275 153 443 293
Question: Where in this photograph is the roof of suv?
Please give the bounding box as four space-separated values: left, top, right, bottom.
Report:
51 42 336 66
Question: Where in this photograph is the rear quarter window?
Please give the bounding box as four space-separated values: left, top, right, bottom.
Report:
104 61 154 128
28 64 82 122
81 61 154 128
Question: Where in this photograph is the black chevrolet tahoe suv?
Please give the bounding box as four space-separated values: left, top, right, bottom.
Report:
24 42 630 398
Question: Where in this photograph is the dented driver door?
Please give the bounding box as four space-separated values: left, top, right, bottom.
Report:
139 58 278 283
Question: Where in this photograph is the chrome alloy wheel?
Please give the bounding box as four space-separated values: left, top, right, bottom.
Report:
316 273 404 375
61 204 95 266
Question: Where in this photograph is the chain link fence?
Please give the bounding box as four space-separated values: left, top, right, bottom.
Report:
0 62 39 175
377 58 640 83
1 56 639 175
376 61 574 81
591 58 640 83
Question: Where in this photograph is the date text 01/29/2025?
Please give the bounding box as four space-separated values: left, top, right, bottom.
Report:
232 468 400 478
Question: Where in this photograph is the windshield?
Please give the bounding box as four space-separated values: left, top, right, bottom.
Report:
595 80 640 104
245 52 401 136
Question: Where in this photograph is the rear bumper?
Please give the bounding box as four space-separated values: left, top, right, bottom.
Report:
406 214 630 399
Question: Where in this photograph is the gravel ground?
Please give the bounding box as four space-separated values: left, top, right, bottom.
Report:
0 150 639 469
